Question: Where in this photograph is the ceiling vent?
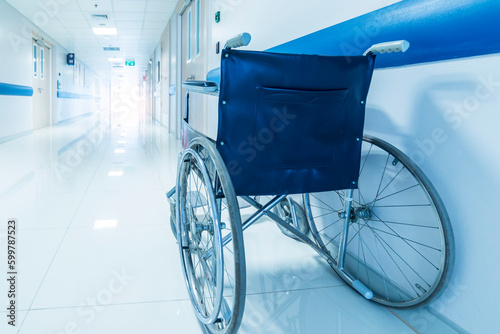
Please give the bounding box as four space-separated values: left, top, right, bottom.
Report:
91 14 109 20
103 47 120 51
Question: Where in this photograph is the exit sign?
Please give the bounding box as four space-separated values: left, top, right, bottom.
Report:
125 60 135 66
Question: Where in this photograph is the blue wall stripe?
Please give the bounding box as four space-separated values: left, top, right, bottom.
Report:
0 83 33 97
268 0 500 68
57 91 94 99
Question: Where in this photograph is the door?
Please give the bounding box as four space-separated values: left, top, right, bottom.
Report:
181 0 207 134
169 18 178 136
161 27 170 129
32 38 51 130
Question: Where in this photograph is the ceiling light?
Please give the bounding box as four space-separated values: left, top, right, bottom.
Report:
93 27 117 35
115 149 125 153
108 57 123 62
94 219 117 229
108 171 123 176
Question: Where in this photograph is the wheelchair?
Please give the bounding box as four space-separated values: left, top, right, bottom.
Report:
166 34 454 333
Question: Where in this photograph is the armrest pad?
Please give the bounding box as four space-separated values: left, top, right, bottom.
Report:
182 80 219 93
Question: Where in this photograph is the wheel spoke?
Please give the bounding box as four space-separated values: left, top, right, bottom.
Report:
374 153 391 204
370 211 441 269
177 139 245 332
310 194 342 213
304 137 451 307
318 216 343 233
367 184 420 206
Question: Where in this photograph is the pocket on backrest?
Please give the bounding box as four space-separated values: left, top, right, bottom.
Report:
251 87 349 169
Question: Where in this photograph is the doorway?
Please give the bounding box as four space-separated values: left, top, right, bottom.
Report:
32 38 51 130
180 0 207 134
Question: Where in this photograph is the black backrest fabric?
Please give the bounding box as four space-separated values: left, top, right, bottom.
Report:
217 49 375 196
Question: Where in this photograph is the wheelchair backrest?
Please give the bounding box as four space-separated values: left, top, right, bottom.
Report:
217 49 375 196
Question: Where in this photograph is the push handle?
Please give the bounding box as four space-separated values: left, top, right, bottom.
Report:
363 40 410 56
224 32 251 49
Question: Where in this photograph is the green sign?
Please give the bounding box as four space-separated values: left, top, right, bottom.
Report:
125 60 135 67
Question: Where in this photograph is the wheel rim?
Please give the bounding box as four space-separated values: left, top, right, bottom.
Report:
304 136 452 307
177 148 224 324
183 137 246 333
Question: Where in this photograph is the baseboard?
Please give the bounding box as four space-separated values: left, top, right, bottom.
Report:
56 112 93 126
0 129 33 144
388 306 469 334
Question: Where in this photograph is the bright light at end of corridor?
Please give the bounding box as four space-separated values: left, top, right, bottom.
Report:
114 149 125 153
108 171 123 177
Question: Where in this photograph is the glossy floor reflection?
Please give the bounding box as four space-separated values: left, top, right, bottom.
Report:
0 118 415 333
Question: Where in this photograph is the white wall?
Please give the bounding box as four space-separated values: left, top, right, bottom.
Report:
366 56 500 333
204 0 400 139
0 0 110 139
53 45 96 124
0 0 34 139
208 0 400 70
151 2 497 330
206 1 497 332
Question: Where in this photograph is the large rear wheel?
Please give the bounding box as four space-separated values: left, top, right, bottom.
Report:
177 137 246 333
304 135 454 308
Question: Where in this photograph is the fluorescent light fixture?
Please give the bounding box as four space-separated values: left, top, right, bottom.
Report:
108 57 123 62
115 149 125 153
94 219 117 229
93 27 117 35
108 171 123 176
118 140 127 144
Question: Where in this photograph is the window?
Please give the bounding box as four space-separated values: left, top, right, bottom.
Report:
33 44 37 78
40 47 44 80
195 0 200 56
187 9 192 61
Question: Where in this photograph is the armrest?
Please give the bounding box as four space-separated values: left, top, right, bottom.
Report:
182 80 219 94
363 40 410 56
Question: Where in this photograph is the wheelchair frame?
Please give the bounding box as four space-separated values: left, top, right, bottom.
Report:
166 35 454 334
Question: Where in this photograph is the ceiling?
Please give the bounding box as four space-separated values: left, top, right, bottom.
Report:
6 0 178 84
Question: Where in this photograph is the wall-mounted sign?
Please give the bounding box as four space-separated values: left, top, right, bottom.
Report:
67 53 75 65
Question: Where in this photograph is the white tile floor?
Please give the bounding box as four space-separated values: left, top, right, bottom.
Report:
0 117 423 333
